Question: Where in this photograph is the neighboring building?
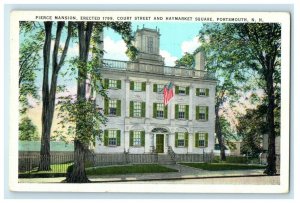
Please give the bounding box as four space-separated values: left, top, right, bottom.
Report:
95 27 217 155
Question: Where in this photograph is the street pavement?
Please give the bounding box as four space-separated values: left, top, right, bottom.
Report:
18 163 280 185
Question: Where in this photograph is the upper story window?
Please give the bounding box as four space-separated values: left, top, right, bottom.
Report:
175 104 189 120
178 105 186 119
153 84 164 94
156 103 164 118
153 103 168 119
196 88 209 96
109 79 117 88
104 79 121 89
108 100 117 116
196 106 208 121
104 99 121 116
147 36 154 53
108 130 117 146
175 86 189 95
134 82 142 91
130 81 146 91
130 101 145 118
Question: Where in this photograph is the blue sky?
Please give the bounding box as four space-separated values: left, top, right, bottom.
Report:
103 22 203 65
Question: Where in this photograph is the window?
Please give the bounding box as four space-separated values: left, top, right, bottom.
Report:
198 133 206 147
133 131 141 146
178 87 186 95
156 103 164 118
108 79 117 88
177 133 185 147
157 84 164 93
178 105 185 119
199 106 206 120
147 36 154 53
134 82 142 91
199 88 206 96
108 130 117 146
133 102 142 117
109 100 117 116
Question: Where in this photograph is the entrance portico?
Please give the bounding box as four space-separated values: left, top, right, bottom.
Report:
152 127 169 154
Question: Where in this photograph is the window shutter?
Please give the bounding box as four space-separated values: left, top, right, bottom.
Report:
164 105 168 119
175 132 178 147
186 86 190 95
130 81 134 90
117 130 121 146
117 80 121 89
205 133 208 147
206 106 209 121
175 86 179 94
185 105 189 120
129 131 133 146
153 84 157 92
130 101 134 117
141 131 145 146
206 88 209 96
195 133 199 147
141 102 146 117
104 79 109 89
196 88 200 96
175 104 179 119
104 130 108 146
142 82 146 91
116 100 121 116
185 132 189 147
104 98 109 115
196 106 200 120
153 103 157 118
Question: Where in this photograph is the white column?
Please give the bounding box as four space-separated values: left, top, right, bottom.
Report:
189 84 194 121
188 133 193 153
124 131 130 152
144 132 150 153
146 81 150 118
125 79 130 117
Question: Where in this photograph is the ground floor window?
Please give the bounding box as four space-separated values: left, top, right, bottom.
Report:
130 130 145 147
175 132 188 147
108 130 117 146
195 132 208 148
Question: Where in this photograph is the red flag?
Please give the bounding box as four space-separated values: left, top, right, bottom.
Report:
163 82 174 106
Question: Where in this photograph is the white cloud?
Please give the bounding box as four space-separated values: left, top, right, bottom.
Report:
181 37 201 55
103 36 129 61
160 50 178 67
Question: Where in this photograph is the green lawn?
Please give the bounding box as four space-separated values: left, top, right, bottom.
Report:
180 163 266 171
86 164 178 175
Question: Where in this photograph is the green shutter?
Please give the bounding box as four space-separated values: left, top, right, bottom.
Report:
116 100 121 116
175 86 179 94
186 86 190 95
104 130 108 146
196 88 200 96
130 101 134 117
206 106 209 121
153 84 157 92
195 133 199 147
104 79 109 89
104 98 109 115
130 131 133 146
185 132 189 147
185 105 189 120
153 103 157 118
205 133 208 147
175 104 179 119
142 82 146 91
117 130 121 146
175 132 178 147
117 80 121 89
141 102 146 117
206 88 209 96
141 131 145 146
196 106 200 120
130 81 134 90
164 105 168 119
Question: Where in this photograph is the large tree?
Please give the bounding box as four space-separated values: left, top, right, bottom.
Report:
199 23 281 175
39 21 73 170
64 22 137 183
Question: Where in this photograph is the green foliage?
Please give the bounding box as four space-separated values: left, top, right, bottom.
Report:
175 52 194 68
19 117 39 141
56 98 108 146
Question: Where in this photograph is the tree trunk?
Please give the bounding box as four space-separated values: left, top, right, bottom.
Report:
66 22 93 183
264 63 277 175
215 106 226 161
39 21 52 171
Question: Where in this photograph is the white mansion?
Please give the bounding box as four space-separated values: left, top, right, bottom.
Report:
95 27 217 155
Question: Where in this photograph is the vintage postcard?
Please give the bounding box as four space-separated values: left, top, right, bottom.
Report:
9 11 290 193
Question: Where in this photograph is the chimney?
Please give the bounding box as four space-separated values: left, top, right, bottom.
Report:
194 51 205 70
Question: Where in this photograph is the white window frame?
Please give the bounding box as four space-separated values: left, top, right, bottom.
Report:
133 131 142 146
199 106 206 120
133 102 142 117
157 84 164 94
108 79 117 89
178 105 185 119
199 88 206 96
198 133 206 147
109 100 117 116
177 133 185 147
108 130 117 146
178 86 186 95
156 103 164 118
134 82 142 91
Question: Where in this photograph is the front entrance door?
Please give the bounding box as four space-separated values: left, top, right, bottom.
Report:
156 134 164 153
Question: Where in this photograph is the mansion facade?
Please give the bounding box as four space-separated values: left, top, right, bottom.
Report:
94 27 217 155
